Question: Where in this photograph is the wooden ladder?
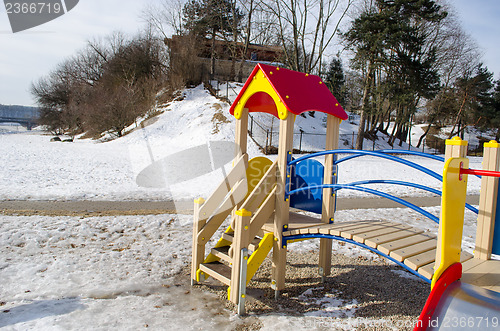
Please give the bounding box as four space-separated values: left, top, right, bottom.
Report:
198 228 274 301
192 158 277 314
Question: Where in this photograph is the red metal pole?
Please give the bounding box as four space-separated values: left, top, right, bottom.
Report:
460 168 500 178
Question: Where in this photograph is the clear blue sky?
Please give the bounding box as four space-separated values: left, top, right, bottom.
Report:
1 0 499 106
453 0 500 79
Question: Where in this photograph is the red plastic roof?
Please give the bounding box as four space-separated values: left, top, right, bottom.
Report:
230 63 347 120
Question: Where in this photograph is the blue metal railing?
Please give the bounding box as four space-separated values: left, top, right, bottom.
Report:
286 149 479 223
289 149 443 181
346 179 478 214
335 150 445 165
283 149 481 283
288 183 440 223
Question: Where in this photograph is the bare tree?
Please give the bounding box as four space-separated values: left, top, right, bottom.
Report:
32 32 167 138
247 1 281 46
262 0 354 73
141 0 187 38
415 2 481 147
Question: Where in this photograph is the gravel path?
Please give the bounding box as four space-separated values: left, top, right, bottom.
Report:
190 250 429 330
0 195 479 216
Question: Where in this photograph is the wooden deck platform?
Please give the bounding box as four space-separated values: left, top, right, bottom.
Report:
265 212 500 293
462 259 500 293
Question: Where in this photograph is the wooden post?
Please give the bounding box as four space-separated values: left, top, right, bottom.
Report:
475 141 500 260
235 108 249 159
319 115 340 279
230 209 251 304
444 136 468 160
272 115 294 296
191 198 206 284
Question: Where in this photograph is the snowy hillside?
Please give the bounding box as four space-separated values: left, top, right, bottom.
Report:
0 84 483 202
0 86 259 201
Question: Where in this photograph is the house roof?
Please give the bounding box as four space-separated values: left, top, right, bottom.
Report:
229 63 347 120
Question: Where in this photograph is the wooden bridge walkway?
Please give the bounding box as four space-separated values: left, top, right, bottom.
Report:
262 212 500 292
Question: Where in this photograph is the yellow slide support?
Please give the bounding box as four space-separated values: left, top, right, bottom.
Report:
227 232 274 299
246 232 274 283
432 157 469 288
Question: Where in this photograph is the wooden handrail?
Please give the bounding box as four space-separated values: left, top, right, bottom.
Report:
198 153 248 220
197 178 247 245
247 186 276 241
239 159 277 214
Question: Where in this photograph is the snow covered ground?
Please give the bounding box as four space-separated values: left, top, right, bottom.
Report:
0 85 489 330
0 207 480 330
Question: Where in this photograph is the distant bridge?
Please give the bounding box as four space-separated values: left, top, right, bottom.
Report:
0 116 38 130
0 106 39 130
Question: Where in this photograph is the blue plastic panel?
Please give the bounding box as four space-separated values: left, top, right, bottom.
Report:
289 159 324 214
492 184 500 255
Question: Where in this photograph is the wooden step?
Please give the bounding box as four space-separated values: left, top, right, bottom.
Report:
417 252 474 280
199 261 231 286
339 222 393 240
352 223 412 243
462 259 500 292
460 251 474 264
302 221 365 235
222 232 261 251
325 221 379 236
365 228 424 248
211 246 232 263
405 248 437 270
462 257 485 272
262 212 323 233
294 223 338 235
390 239 437 262
378 233 436 255
418 262 435 280
282 220 374 236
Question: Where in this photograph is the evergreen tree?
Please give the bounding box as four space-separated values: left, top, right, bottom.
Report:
342 0 446 148
494 80 500 140
324 57 346 107
459 65 495 132
183 0 243 77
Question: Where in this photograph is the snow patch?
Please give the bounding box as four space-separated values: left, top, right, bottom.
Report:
297 287 358 318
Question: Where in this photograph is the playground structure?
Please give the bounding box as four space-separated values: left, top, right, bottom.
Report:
190 63 500 321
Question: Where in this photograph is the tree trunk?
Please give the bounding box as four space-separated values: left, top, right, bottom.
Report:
356 111 367 150
355 61 374 150
382 113 391 134
210 28 216 78
416 124 432 148
238 0 253 82
388 117 398 146
448 91 468 139
229 0 239 81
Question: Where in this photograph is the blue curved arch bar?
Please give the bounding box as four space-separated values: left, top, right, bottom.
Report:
283 233 431 284
289 150 443 182
347 179 442 195
346 180 479 214
334 150 444 166
287 184 440 223
378 150 445 162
